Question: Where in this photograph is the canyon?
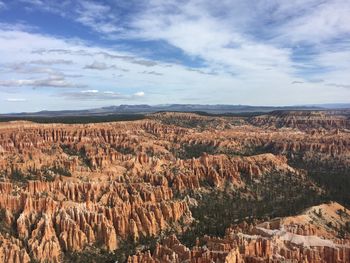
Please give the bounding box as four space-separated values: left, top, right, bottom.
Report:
0 110 349 262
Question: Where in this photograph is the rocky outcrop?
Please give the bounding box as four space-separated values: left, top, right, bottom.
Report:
249 110 350 130
0 234 30 263
27 215 61 263
0 181 192 262
129 202 350 263
0 113 349 262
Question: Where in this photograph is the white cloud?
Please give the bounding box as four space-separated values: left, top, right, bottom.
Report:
0 75 84 88
5 98 27 102
84 61 109 70
83 61 129 71
0 26 167 94
81 89 99 93
0 0 350 113
60 90 145 101
75 1 120 34
134 91 145 97
29 59 73 65
140 71 163 76
326 83 350 89
0 1 6 10
275 0 350 44
129 1 295 80
19 0 44 6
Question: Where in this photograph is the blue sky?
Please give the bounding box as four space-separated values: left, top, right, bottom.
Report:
0 0 349 113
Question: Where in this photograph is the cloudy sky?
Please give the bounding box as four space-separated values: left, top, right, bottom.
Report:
0 0 349 113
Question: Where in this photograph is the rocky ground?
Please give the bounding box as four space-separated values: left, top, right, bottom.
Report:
0 110 349 262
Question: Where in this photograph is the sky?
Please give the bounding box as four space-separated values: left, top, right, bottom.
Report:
0 0 350 113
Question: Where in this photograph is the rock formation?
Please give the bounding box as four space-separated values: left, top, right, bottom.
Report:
0 111 349 262
129 202 350 263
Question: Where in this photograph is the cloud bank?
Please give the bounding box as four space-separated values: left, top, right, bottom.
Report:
0 0 349 112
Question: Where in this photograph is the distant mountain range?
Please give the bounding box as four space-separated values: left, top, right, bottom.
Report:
1 103 350 117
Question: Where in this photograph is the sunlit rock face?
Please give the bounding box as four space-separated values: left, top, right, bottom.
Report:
0 110 349 262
